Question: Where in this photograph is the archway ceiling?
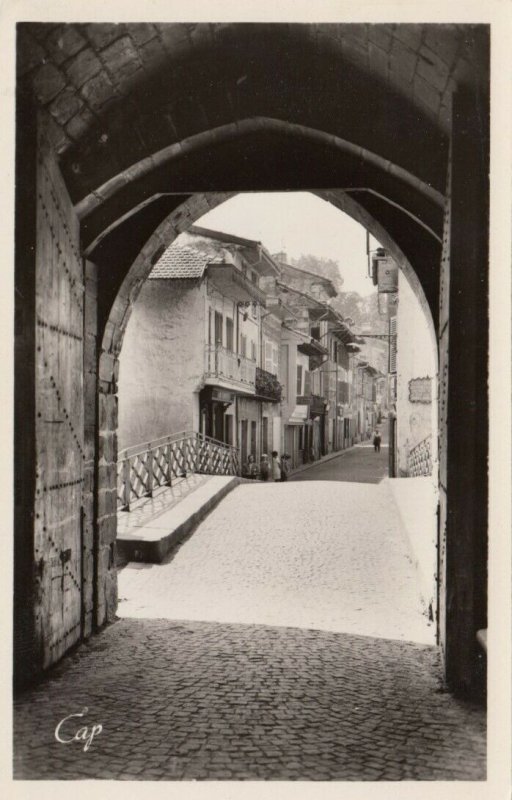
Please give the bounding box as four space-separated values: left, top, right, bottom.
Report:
80 127 444 253
20 22 488 207
91 186 440 335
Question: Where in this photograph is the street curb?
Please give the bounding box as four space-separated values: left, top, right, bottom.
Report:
117 476 243 564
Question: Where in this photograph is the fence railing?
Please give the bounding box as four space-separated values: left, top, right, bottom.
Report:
117 430 241 511
204 344 256 388
407 434 432 477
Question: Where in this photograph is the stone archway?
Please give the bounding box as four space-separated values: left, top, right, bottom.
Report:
15 23 488 695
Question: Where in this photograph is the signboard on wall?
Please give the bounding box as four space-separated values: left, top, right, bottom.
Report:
408 377 432 404
377 259 399 293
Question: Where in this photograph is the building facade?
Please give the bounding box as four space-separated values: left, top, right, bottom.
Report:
118 227 282 464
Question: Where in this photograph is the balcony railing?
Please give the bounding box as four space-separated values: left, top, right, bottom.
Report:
204 344 256 389
117 430 240 511
407 435 432 477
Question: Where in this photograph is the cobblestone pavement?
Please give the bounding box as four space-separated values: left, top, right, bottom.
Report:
13 448 486 781
14 618 485 781
118 474 435 644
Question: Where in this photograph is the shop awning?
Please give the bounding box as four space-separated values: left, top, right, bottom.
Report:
287 405 309 425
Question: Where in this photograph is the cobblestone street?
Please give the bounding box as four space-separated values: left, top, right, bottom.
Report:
13 446 486 781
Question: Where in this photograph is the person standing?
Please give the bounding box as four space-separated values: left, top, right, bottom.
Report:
373 430 382 453
271 451 281 482
259 453 270 482
280 454 290 482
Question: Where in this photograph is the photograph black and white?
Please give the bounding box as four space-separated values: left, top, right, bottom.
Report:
9 4 510 791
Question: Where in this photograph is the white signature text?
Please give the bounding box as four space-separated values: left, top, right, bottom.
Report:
55 707 103 752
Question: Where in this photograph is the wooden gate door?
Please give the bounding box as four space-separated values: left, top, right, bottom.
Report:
34 127 85 668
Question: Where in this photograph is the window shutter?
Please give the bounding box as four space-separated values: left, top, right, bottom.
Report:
389 317 397 373
304 370 311 396
296 365 303 396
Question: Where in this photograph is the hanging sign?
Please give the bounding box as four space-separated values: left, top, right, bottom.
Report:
377 258 399 293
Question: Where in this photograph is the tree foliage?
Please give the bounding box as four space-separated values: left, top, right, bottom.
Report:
290 254 344 293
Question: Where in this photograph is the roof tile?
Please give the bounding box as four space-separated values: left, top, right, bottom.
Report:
149 244 209 279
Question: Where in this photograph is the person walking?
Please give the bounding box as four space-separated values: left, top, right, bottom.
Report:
373 430 382 453
271 451 281 482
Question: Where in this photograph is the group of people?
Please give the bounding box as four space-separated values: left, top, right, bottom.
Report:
244 451 290 482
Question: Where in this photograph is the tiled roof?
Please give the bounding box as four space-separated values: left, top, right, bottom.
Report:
149 244 210 279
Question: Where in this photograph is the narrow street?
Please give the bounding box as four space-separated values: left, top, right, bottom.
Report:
13 442 486 781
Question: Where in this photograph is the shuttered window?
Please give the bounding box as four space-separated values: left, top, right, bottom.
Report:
296 365 303 396
389 317 397 374
226 318 234 351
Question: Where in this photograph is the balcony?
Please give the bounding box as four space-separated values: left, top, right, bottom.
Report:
204 344 256 393
255 367 282 402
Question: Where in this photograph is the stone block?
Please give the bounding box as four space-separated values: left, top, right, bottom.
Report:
157 24 191 59
413 75 441 117
368 42 390 79
43 112 71 155
99 430 116 463
44 25 87 65
424 26 460 67
65 107 96 142
102 36 142 81
98 487 117 518
391 24 423 52
99 393 118 433
138 35 167 67
126 23 158 47
65 48 103 88
32 63 67 105
417 47 450 94
389 39 417 82
368 25 393 53
98 461 117 489
99 352 115 383
99 512 117 545
80 70 117 112
48 86 85 126
85 23 126 50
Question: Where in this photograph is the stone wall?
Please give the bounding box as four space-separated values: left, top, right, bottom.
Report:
396 269 437 476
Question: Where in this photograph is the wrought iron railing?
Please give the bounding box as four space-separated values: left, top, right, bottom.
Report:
204 344 256 388
407 435 432 477
117 430 240 511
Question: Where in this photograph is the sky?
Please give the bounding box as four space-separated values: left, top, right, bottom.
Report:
196 192 381 296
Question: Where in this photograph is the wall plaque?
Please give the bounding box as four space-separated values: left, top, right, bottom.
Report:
408 377 432 404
